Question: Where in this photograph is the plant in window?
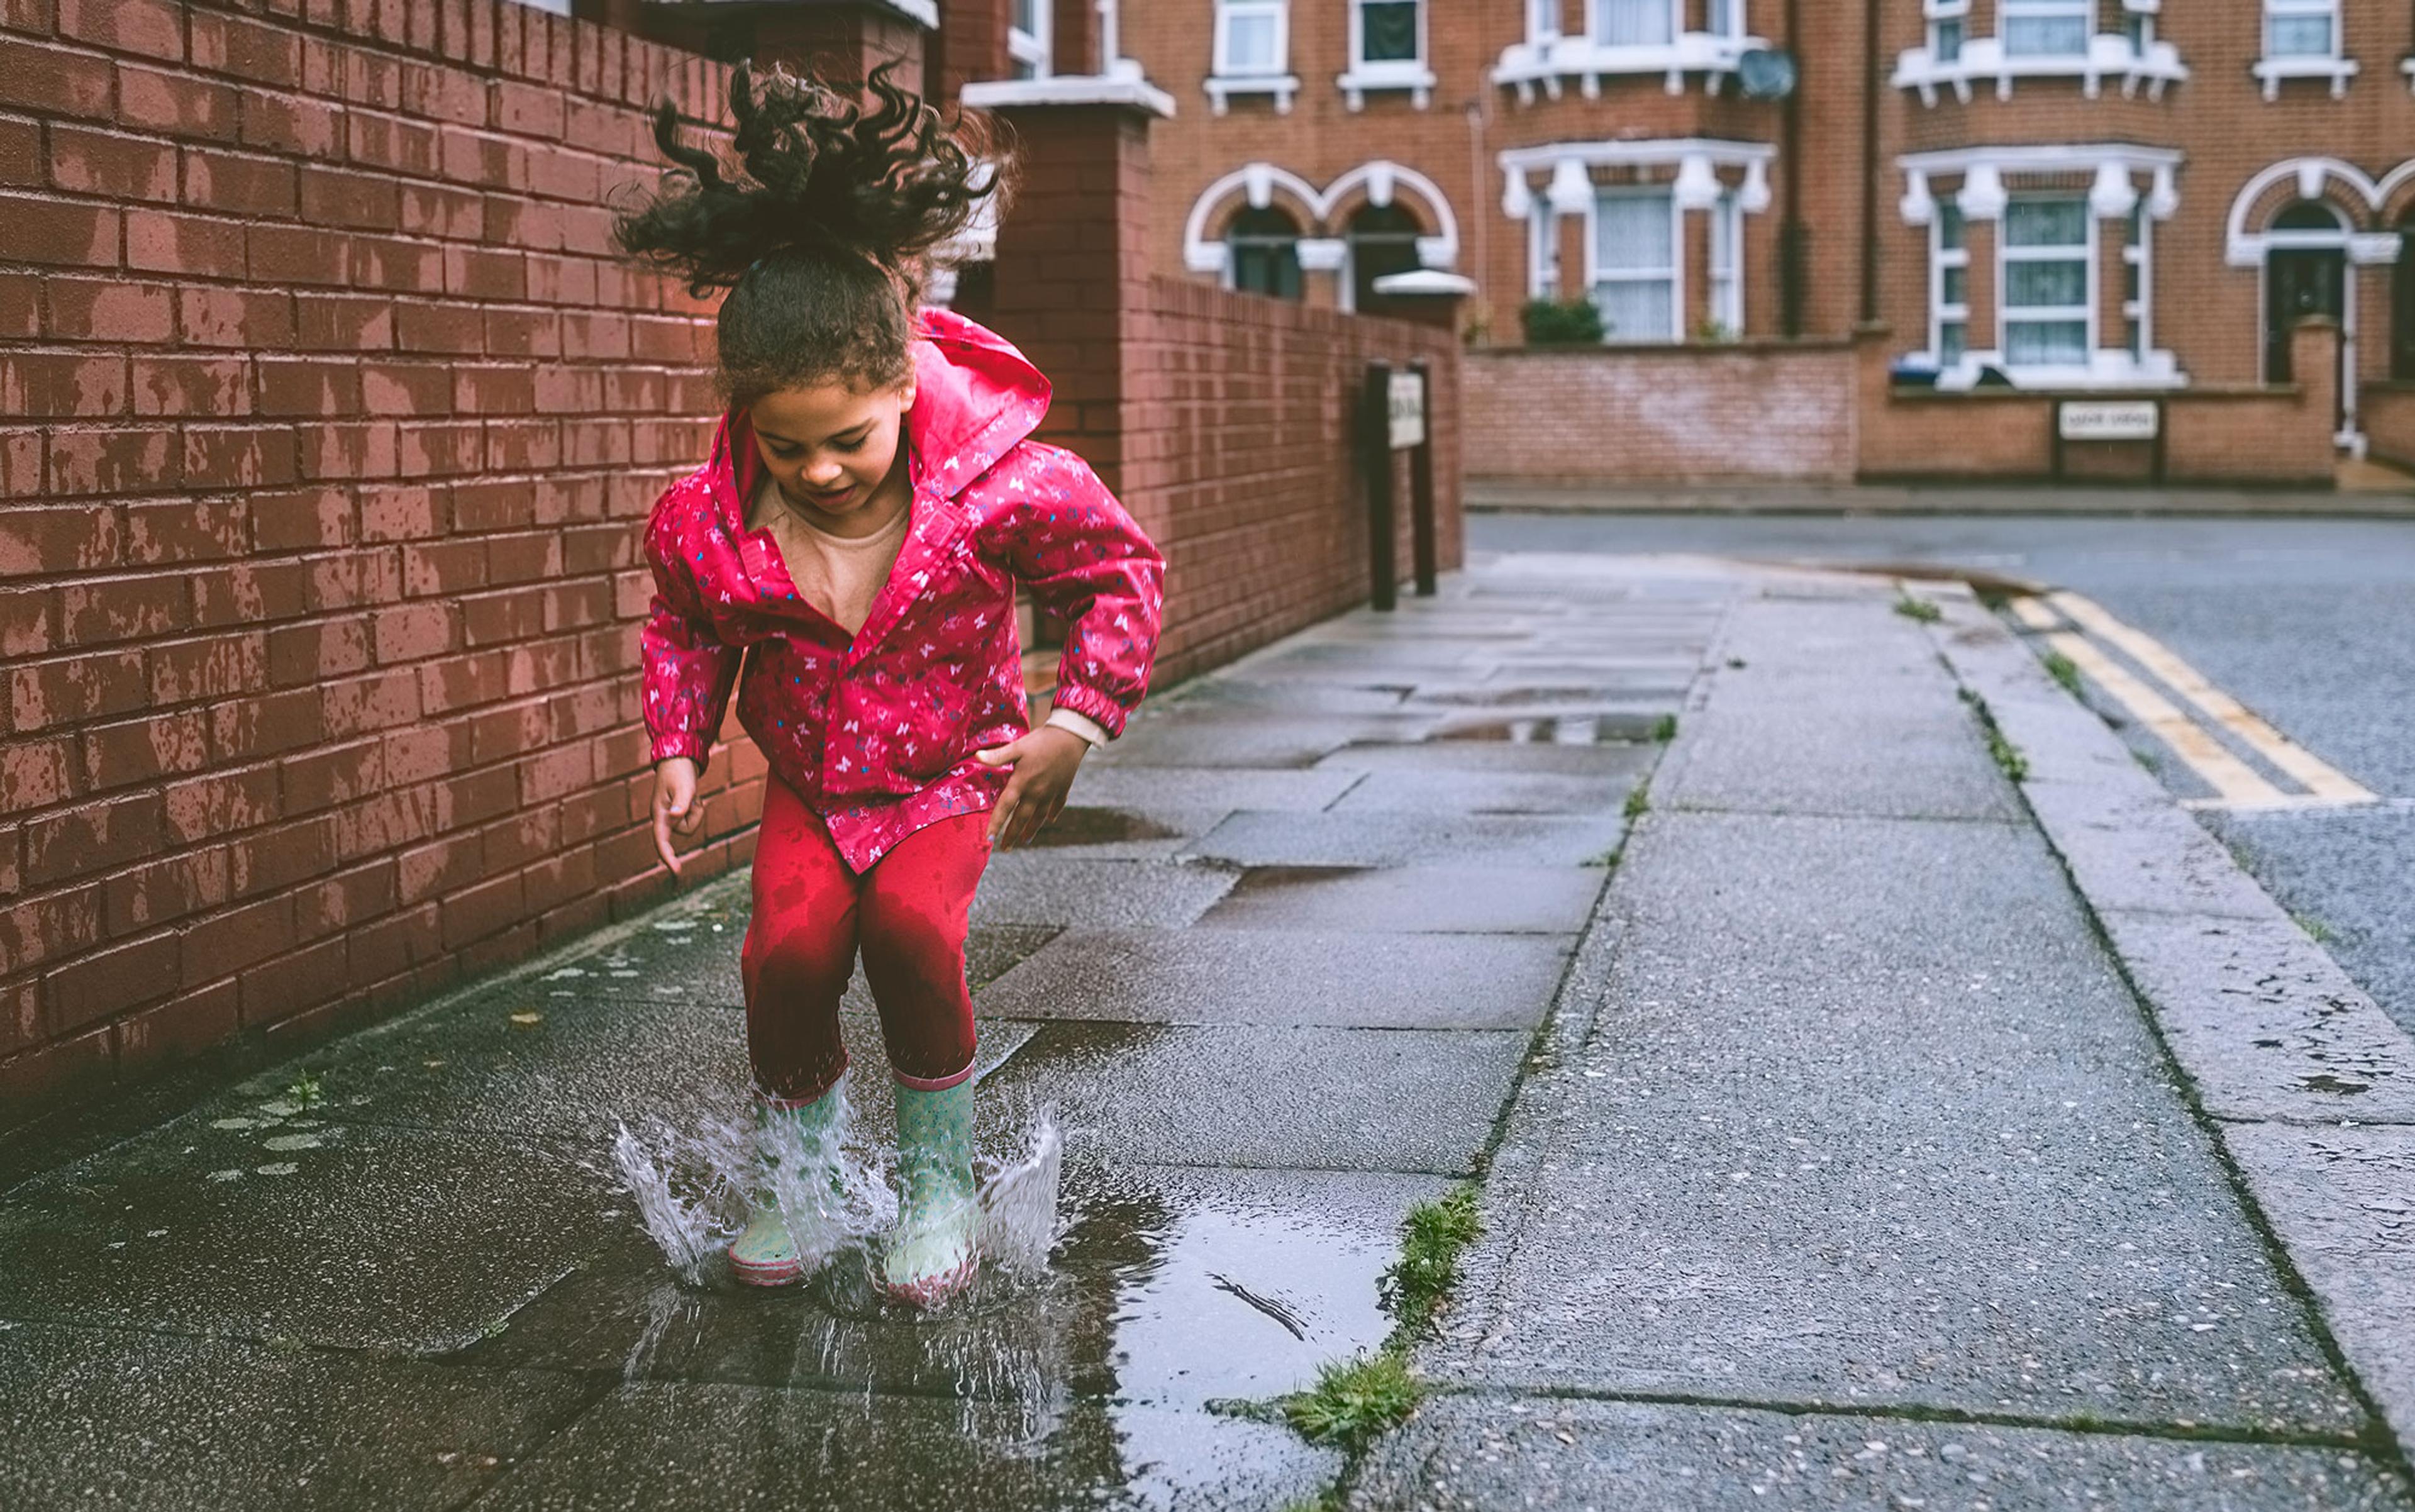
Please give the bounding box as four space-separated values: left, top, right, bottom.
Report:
1521 298 1606 345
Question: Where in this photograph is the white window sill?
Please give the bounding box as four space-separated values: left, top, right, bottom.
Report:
1493 33 1763 101
1892 36 2189 103
959 75 1178 117
1336 64 1436 111
2252 55 2358 101
1930 350 2185 391
1204 72 1300 115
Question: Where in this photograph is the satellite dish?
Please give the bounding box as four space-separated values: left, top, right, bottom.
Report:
1738 48 1799 100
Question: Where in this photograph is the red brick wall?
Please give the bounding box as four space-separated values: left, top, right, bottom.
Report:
0 0 757 1125
2363 384 2415 471
1128 278 1463 684
1463 343 1858 486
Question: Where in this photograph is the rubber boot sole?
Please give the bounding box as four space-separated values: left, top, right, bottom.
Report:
728 1245 805 1287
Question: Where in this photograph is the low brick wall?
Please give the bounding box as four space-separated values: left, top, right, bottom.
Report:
1129 278 1463 684
2364 383 2415 472
0 0 757 1123
1855 322 2341 487
1463 342 1856 487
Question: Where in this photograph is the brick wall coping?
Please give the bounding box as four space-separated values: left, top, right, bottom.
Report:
1469 339 1855 360
1884 384 2307 404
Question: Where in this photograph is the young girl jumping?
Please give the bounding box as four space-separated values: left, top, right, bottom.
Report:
613 63 1164 1306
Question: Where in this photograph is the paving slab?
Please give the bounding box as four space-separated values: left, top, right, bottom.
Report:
1198 865 1602 935
0 1325 601 1512
2221 1123 2415 1462
2097 908 2415 1124
1316 739 1660 779
1429 812 2364 1435
1065 765 1362 813
2019 778 2287 921
969 856 1240 930
976 1021 1526 1174
1157 679 1413 714
976 927 1569 1030
0 1122 620 1353
1351 1397 2409 1512
533 919 1062 1010
1656 696 2025 822
1181 810 1627 869
463 1162 1443 1411
1091 713 1440 770
469 1381 1336 1512
196 992 1041 1149
1324 766 1638 814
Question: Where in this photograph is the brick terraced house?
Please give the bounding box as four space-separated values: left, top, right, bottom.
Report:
1085 0 2415 473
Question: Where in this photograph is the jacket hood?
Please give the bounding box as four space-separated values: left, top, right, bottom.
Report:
704 309 1053 516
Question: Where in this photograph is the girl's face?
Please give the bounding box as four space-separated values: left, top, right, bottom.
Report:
748 376 917 520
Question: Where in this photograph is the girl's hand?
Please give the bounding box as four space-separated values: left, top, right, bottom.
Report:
975 727 1089 850
652 757 706 876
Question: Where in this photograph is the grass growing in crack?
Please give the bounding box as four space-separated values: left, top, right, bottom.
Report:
1893 593 1943 623
2040 650 2083 696
1623 784 1650 820
1279 1352 1423 1452
1651 713 1678 743
285 1071 325 1111
1378 1185 1482 1340
1959 688 2030 783
2293 913 2337 945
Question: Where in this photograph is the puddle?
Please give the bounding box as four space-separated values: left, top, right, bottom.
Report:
1433 714 1663 745
1414 685 1631 707
1021 808 1183 847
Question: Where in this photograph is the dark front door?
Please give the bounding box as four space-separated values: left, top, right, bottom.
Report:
2266 248 2347 424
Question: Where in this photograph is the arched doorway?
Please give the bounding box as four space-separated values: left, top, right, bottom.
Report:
1344 202 1424 314
1227 207 1304 301
2263 200 2349 429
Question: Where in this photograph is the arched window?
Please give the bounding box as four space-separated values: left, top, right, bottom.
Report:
1227 207 1304 301
2263 199 2347 394
1346 203 1424 313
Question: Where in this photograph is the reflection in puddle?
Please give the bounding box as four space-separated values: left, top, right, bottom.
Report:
1022 807 1184 847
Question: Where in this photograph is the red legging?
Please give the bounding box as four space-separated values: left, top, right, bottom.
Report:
741 777 991 1106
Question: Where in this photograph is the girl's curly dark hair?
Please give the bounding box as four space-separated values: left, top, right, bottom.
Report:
613 60 1005 403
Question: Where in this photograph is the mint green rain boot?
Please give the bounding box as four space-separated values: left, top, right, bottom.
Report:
728 1089 847 1287
880 1077 980 1308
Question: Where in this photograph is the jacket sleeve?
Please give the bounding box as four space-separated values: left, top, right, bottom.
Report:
985 447 1165 739
640 506 743 774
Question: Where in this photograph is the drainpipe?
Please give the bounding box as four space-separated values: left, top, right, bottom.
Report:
1779 0 1805 336
1858 0 1881 324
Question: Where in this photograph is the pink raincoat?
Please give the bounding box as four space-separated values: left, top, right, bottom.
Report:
639 309 1166 872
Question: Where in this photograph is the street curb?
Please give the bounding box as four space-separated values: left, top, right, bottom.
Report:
1916 581 2415 1470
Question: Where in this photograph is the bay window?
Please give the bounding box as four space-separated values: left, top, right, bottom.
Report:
2001 196 2091 367
1008 0 1050 79
1591 189 1677 342
1707 192 1743 335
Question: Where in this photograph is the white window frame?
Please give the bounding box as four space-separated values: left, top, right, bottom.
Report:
1527 0 1562 45
1214 0 1288 75
1207 0 1301 113
1928 0 1969 64
2123 204 2150 359
2000 0 2090 58
1008 0 1052 79
2253 0 2358 97
1587 186 1681 344
1340 0 1436 109
1704 0 1744 40
1999 194 2096 371
1592 0 1677 48
1528 206 1560 300
1707 191 1743 336
1931 200 1970 366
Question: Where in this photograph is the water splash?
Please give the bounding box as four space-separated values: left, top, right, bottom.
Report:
609 1080 1067 1299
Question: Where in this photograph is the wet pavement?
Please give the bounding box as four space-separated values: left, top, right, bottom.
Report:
0 556 1718 1511
7 549 2408 1510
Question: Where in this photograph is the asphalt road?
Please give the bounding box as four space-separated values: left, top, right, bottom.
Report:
1472 511 2415 1038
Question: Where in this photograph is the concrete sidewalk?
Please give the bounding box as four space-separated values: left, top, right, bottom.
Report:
1 553 2408 1511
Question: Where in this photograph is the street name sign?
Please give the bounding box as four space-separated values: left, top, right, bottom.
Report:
2058 399 2160 442
1387 370 1426 450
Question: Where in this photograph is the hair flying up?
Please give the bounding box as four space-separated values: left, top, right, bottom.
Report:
613 60 1004 400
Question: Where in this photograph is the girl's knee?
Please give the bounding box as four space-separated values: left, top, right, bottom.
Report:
742 916 855 1001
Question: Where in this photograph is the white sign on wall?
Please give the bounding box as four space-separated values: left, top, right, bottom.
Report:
2058 400 2160 442
1387 371 1426 450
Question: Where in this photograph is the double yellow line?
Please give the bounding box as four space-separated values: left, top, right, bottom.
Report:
2011 592 2376 812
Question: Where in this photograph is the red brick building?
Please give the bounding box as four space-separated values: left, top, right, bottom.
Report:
1093 0 2415 455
